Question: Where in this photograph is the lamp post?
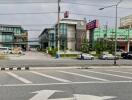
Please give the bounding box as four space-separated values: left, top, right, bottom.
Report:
99 0 122 65
56 0 61 58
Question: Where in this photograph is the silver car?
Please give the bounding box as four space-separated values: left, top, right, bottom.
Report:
100 54 118 60
77 53 94 60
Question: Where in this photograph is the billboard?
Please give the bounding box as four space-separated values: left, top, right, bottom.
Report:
64 11 69 18
86 20 99 30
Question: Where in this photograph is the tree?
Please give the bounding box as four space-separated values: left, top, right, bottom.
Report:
81 38 89 53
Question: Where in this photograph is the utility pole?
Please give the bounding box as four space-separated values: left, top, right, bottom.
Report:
99 0 123 65
56 0 61 58
127 25 131 52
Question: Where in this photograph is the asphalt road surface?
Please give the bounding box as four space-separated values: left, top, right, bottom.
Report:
0 68 132 100
1 59 132 67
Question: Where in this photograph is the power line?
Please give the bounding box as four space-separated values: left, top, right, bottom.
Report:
70 12 121 19
0 12 59 15
0 11 122 18
0 1 58 4
0 1 131 10
22 24 54 26
61 1 132 9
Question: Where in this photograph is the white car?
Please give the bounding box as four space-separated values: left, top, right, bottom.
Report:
77 53 94 60
0 47 10 54
100 54 118 60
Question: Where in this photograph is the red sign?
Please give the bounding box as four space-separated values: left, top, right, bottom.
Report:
64 11 69 18
86 20 99 30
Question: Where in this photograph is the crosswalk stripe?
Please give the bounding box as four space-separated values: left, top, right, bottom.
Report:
83 70 132 80
107 70 132 75
58 70 109 81
30 71 71 83
6 72 32 84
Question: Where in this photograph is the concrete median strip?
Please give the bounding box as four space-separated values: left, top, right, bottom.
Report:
30 71 71 83
58 70 109 81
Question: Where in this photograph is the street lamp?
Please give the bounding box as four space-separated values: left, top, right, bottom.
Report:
99 0 123 65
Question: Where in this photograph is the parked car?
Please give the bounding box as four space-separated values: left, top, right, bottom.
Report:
77 53 94 60
121 52 132 59
0 47 10 54
99 54 119 60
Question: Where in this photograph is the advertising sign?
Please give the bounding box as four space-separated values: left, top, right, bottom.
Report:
64 11 69 18
86 20 99 30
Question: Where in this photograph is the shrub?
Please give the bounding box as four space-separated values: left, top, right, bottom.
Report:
48 48 58 57
60 54 78 57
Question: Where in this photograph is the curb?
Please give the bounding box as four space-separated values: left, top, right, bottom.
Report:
29 66 132 70
0 66 29 71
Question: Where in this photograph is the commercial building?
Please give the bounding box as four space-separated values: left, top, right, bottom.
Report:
120 14 132 51
0 24 28 50
39 18 88 51
93 28 132 51
39 28 56 49
120 15 132 28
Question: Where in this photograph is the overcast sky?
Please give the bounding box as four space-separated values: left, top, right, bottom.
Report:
0 0 131 39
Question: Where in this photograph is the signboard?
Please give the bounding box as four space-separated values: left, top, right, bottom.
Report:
64 11 69 18
86 20 99 30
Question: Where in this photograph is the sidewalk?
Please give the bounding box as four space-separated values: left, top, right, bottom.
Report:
8 51 53 60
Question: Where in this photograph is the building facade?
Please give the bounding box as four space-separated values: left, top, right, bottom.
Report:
0 24 28 50
93 28 132 51
39 18 87 51
39 28 56 49
55 18 87 51
120 15 132 28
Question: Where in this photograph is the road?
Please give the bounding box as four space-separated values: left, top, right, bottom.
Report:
1 68 132 100
1 59 132 67
0 51 131 67
1 51 131 67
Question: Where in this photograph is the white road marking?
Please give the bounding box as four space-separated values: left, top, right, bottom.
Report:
1 81 132 87
30 89 116 100
30 71 71 83
74 94 115 100
30 90 62 100
83 70 132 80
107 70 132 75
58 70 109 81
6 72 32 84
49 98 74 100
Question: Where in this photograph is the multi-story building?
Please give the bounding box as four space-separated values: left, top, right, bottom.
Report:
120 15 132 28
0 24 28 50
57 18 87 51
119 15 132 51
39 28 55 49
93 28 132 51
39 18 87 51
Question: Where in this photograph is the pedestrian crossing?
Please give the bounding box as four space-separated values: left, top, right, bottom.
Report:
0 68 132 85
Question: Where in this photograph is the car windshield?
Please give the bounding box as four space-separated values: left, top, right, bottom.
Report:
0 48 7 50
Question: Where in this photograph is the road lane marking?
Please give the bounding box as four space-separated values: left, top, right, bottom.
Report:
107 70 132 75
58 70 109 81
30 71 71 83
83 70 132 80
1 81 132 87
6 72 32 84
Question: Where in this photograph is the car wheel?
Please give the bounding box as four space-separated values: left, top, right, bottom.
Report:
91 57 94 60
105 57 108 60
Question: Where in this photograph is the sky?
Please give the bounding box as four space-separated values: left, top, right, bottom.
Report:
0 0 131 39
